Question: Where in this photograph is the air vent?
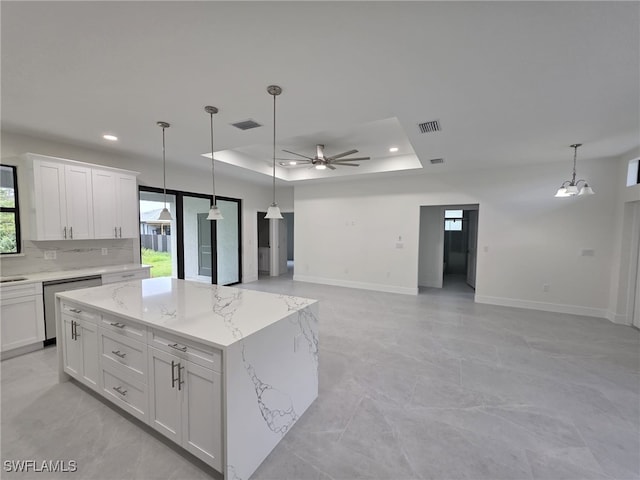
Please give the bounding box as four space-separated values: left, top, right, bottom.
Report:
430 158 444 164
231 119 262 130
418 120 441 134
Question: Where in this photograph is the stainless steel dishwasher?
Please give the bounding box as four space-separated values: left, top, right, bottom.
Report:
42 275 102 345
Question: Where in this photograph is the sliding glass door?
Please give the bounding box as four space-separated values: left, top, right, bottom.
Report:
139 187 241 285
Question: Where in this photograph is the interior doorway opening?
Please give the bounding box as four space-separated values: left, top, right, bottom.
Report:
256 212 290 278
418 204 479 295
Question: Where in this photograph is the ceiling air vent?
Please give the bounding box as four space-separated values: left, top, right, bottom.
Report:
231 119 262 130
418 120 441 134
430 158 444 165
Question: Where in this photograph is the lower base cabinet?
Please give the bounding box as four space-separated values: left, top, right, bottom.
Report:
148 346 222 471
62 313 99 392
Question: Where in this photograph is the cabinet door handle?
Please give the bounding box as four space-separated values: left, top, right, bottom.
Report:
113 386 127 396
168 343 187 352
171 360 177 388
110 322 126 329
178 364 185 391
119 227 122 238
115 227 118 238
69 308 82 314
121 274 135 278
71 320 76 340
70 226 73 239
63 226 67 239
111 350 126 359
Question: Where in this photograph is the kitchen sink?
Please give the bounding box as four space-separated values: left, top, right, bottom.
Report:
0 277 28 283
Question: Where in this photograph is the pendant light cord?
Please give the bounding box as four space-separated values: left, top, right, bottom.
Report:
272 91 276 205
210 112 216 206
162 126 167 208
571 144 578 185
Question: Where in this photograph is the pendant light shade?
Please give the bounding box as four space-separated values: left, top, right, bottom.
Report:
157 121 173 221
554 143 595 198
265 85 283 220
204 105 223 221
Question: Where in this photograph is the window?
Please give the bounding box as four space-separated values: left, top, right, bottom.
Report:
0 165 21 254
444 209 463 231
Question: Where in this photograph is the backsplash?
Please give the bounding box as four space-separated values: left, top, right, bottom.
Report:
0 239 137 277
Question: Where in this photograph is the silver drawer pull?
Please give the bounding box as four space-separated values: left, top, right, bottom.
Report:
110 322 126 329
113 386 127 396
169 343 187 352
121 274 135 278
111 350 127 359
69 308 81 314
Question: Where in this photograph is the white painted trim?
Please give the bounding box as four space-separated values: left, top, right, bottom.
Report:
293 274 418 295
475 295 608 319
607 311 632 325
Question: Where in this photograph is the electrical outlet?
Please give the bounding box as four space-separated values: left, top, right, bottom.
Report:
543 284 550 293
396 243 404 249
44 250 56 260
101 248 108 256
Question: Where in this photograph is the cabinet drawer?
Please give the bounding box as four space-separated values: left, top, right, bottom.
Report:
150 330 222 373
0 282 42 300
101 314 146 341
61 302 100 324
101 364 147 422
101 269 149 285
100 329 146 381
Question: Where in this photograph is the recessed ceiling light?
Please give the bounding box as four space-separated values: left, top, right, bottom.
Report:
389 147 399 153
289 161 297 166
103 134 118 141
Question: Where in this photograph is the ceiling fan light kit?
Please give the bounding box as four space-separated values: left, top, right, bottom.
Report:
279 143 371 171
265 85 283 220
554 144 595 198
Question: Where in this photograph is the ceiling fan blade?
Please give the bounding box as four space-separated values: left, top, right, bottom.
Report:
327 164 337 170
327 149 358 160
333 157 371 162
282 149 314 160
333 163 359 167
276 158 312 163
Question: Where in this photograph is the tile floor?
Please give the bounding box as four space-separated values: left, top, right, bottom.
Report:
2 274 639 480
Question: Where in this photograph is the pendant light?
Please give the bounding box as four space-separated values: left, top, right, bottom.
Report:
554 143 595 198
204 106 223 220
265 85 283 219
157 121 173 220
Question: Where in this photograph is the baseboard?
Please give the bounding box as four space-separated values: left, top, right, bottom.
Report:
474 295 608 319
1 342 44 361
293 274 418 295
242 275 258 284
606 311 632 325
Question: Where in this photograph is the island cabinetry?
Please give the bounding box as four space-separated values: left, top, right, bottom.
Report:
0 282 45 356
101 268 150 285
60 301 99 391
148 337 223 471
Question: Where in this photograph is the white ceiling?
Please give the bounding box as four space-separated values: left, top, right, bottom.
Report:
2 1 638 185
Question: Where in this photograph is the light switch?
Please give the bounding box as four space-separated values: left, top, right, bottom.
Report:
44 250 56 260
580 249 595 257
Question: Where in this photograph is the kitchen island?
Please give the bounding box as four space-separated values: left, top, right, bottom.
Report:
55 277 319 480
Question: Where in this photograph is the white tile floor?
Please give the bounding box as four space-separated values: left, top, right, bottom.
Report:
2 274 639 479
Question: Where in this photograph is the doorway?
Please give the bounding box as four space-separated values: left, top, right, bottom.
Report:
418 204 479 293
256 212 289 277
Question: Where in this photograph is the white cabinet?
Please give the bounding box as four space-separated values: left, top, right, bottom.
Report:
92 169 139 239
101 268 150 285
0 282 45 355
25 153 139 241
31 159 94 240
61 302 100 392
148 346 222 471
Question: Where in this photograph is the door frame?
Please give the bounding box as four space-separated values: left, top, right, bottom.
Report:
138 187 242 285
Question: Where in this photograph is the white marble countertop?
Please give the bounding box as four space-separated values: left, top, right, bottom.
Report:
56 277 317 349
0 264 151 286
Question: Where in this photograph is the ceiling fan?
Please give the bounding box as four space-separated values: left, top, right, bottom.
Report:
278 144 371 170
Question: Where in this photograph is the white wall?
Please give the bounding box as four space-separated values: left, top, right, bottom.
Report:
295 156 620 316
418 206 444 288
1 130 293 283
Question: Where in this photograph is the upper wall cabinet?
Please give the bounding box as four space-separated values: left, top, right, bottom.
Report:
92 170 138 239
24 153 139 241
